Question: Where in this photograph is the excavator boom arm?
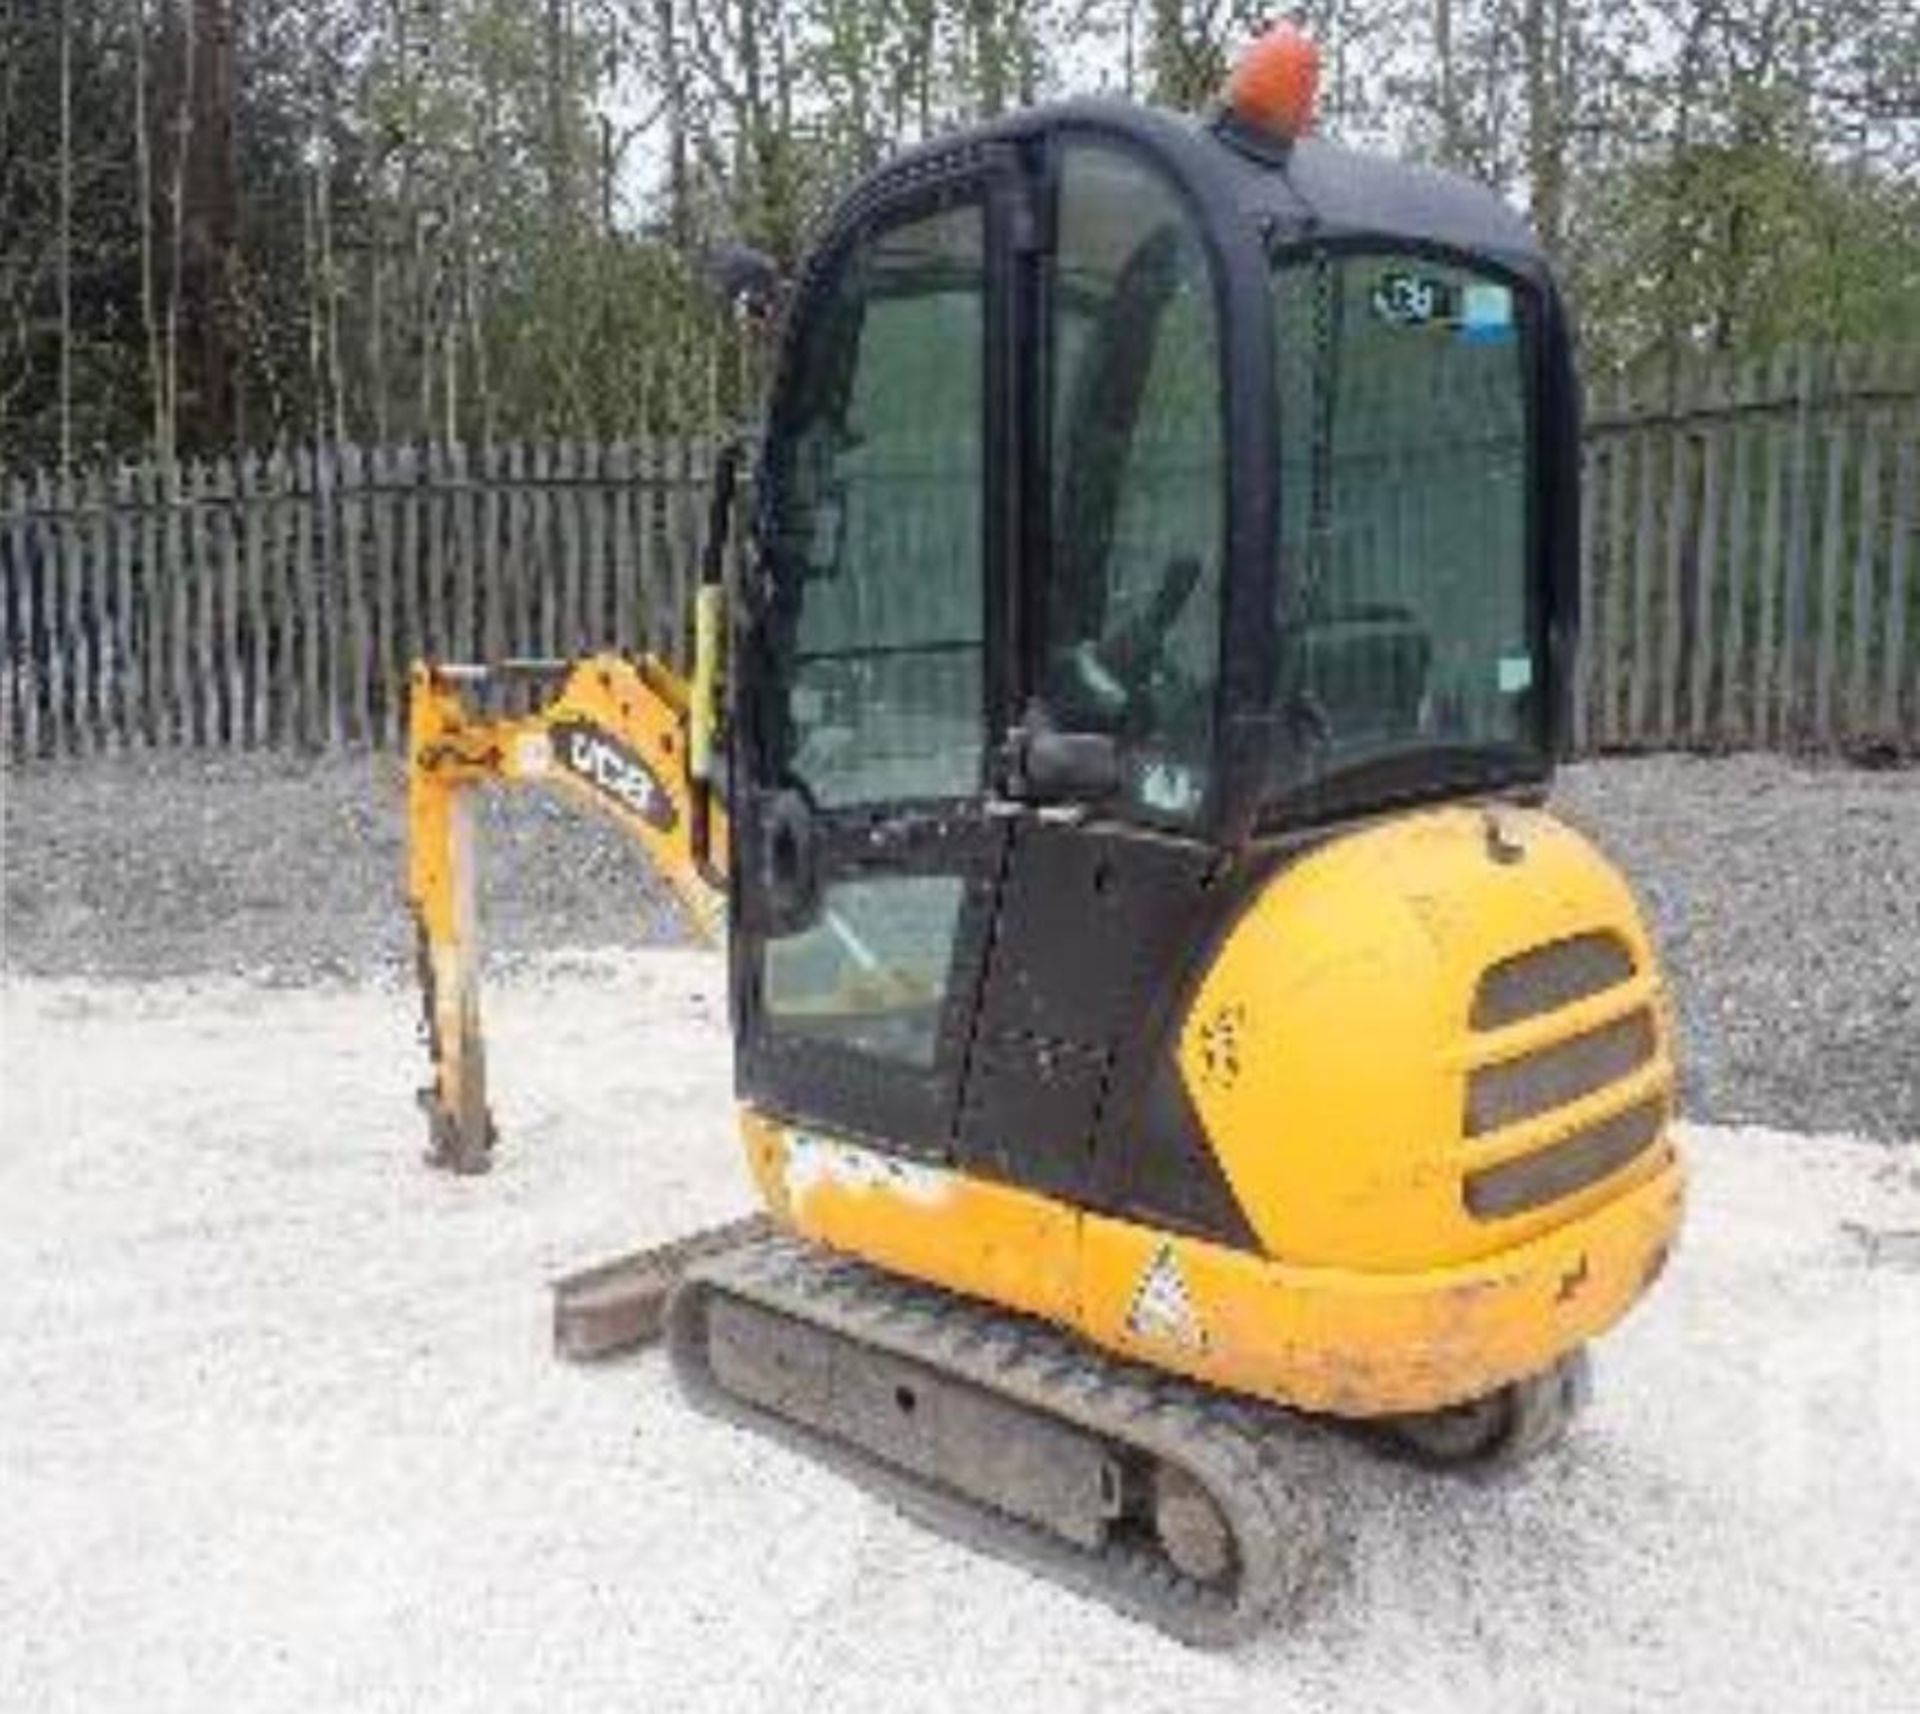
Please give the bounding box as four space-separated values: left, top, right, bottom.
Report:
406 649 728 1172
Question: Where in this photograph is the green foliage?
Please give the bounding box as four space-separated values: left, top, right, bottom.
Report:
1570 100 1920 367
2 0 1914 469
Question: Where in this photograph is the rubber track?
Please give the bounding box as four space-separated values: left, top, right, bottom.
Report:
667 1234 1341 1648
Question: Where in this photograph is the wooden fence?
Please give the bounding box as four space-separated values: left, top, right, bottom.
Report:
1 440 718 757
4 346 1917 762
1574 347 1919 755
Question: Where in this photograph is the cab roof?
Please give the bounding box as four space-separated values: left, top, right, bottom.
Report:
957 95 1548 282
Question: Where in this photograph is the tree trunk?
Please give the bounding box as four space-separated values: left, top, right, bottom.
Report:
547 0 575 216
1147 0 1221 110
133 0 170 458
1522 0 1566 254
58 0 73 472
182 0 237 449
654 0 694 249
1434 0 1463 165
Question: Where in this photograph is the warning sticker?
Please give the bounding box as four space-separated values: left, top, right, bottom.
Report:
1125 1245 1208 1352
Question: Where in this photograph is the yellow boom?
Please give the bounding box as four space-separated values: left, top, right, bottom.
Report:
406 651 727 1172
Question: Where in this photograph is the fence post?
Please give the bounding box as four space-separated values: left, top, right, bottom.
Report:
109 462 137 752
607 440 639 656
66 468 94 754
324 444 350 747
480 440 506 677
422 440 448 663
1753 351 1790 744
1687 358 1726 745
237 451 266 749
449 438 476 666
49 468 74 755
161 458 186 746
259 449 291 746
366 444 397 746
217 454 246 747
1883 428 1916 741
192 454 221 748
556 439 585 657
525 441 552 659
637 432 663 656
1600 386 1630 747
4 474 39 759
337 442 371 744
1813 396 1851 746
585 440 611 651
206 453 235 747
1629 414 1658 746
395 443 422 705
1848 404 1884 740
132 458 161 750
673 432 700 668
1572 375 1601 754
51 465 81 756
25 471 52 756
292 445 321 748
82 466 116 752
1656 362 1692 744
1719 361 1756 743
1779 347 1818 742
188 457 217 747
501 441 530 665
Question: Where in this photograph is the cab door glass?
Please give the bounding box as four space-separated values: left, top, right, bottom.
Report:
1046 145 1225 825
762 873 966 1066
756 195 991 1071
772 201 986 809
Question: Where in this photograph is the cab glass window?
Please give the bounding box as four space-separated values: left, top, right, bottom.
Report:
1268 251 1538 810
768 200 986 809
1046 144 1225 826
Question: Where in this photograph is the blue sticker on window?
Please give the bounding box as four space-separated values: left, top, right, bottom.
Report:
1459 283 1515 344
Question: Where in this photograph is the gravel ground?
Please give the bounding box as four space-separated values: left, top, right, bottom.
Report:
0 750 685 985
3 954 1917 1713
1552 755 1920 1141
3 747 1916 1138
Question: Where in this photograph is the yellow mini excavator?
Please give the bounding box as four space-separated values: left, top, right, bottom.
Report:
406 24 1685 1646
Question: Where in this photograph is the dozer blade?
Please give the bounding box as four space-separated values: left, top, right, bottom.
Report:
553 1215 771 1360
665 1233 1346 1649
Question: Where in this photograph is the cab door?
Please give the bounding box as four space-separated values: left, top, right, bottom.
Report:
950 134 1250 1239
733 156 1017 1156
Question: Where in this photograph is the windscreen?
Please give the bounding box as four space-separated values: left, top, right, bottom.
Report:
1267 251 1540 815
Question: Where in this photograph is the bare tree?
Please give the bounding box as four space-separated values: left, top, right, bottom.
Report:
58 0 74 471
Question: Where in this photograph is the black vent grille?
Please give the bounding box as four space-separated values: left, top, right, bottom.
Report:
1465 1010 1658 1137
1471 932 1634 1031
1464 1099 1666 1220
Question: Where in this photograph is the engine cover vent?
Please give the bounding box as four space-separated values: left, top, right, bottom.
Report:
1465 1010 1657 1137
1470 931 1634 1031
1464 1099 1666 1220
